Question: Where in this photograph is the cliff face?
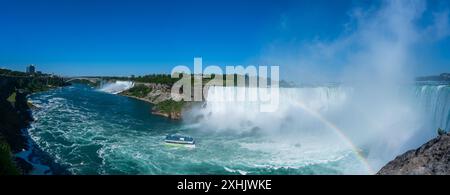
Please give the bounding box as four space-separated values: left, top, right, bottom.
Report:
120 82 185 120
0 139 20 175
0 74 69 174
0 77 32 152
377 133 450 175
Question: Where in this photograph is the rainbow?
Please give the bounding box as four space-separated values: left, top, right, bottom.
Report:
292 100 375 175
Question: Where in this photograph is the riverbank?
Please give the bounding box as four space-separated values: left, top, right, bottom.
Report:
4 73 449 175
0 69 69 175
118 94 178 118
119 83 185 120
69 79 186 120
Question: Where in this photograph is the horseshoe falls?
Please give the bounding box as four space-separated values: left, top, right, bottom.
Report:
415 84 450 132
27 82 450 175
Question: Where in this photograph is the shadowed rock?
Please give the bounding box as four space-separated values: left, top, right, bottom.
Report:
377 132 450 175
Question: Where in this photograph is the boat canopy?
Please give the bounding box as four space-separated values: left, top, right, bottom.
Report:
165 134 194 142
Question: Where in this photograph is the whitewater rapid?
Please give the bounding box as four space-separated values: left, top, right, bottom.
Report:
28 85 368 174
26 83 450 175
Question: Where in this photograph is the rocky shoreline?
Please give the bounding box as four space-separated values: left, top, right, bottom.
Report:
119 82 184 120
119 93 181 119
3 73 449 175
0 72 70 175
377 132 450 175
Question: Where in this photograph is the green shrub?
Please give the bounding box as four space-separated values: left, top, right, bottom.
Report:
6 92 16 104
126 84 152 98
154 100 185 114
0 139 20 175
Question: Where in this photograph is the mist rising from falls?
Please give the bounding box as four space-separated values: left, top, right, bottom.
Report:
193 86 350 135
242 0 450 172
188 84 450 172
98 81 134 94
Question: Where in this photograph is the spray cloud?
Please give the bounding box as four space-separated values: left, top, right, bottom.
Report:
187 0 450 173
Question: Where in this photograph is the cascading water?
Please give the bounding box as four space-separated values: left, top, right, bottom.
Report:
414 84 450 132
98 80 134 94
194 86 351 134
190 83 450 172
28 84 371 174
27 82 450 174
187 86 375 173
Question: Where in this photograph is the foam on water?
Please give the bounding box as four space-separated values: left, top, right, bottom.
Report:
192 84 450 172
27 83 450 174
27 85 368 174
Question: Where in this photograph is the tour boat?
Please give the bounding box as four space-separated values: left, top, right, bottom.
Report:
164 134 195 148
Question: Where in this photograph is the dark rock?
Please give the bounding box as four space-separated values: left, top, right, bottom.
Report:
13 157 33 174
438 128 446 136
1 72 69 174
377 133 450 175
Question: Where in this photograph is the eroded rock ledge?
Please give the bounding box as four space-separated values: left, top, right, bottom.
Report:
120 82 185 120
377 133 450 175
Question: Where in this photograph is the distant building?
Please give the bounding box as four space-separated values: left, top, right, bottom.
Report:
26 64 36 74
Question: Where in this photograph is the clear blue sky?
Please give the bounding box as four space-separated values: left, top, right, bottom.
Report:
0 0 448 78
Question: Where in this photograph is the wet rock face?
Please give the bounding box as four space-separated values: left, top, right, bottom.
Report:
1 75 69 174
377 133 450 175
0 77 30 152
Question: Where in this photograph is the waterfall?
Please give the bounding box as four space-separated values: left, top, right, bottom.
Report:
199 84 450 134
193 86 352 136
98 80 134 94
414 84 450 131
190 83 450 170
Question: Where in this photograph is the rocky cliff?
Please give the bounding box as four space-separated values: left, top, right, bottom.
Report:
0 77 34 153
120 82 185 120
377 133 450 175
0 73 69 175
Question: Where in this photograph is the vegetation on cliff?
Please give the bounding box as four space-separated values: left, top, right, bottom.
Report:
124 84 152 98
120 83 183 119
0 82 31 152
0 68 29 77
153 100 185 119
118 73 293 120
0 80 31 174
99 74 179 85
1 68 68 93
0 68 69 174
0 139 20 175
132 74 179 85
69 79 101 87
